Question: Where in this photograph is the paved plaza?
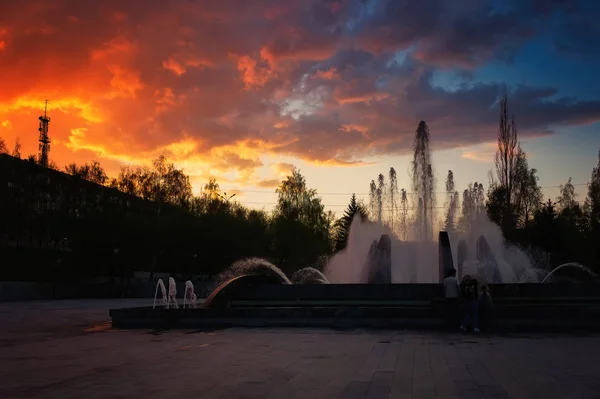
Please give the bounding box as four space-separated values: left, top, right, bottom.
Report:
0 300 599 398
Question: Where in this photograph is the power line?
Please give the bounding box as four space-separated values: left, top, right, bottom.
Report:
237 200 588 208
220 182 590 196
240 202 453 208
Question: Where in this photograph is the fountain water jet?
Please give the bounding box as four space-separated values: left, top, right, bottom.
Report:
457 240 467 279
541 263 598 283
291 267 329 284
367 234 392 284
167 277 178 309
448 211 536 283
183 280 197 308
325 215 438 283
217 257 291 285
153 279 167 309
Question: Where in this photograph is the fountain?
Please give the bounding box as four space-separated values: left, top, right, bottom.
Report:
110 117 600 330
112 241 600 331
291 267 329 284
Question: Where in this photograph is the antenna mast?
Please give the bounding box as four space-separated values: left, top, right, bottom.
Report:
38 99 51 168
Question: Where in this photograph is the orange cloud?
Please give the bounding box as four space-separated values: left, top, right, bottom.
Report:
460 143 496 163
272 162 296 176
234 54 274 89
0 97 103 124
107 65 144 98
256 178 281 188
91 36 136 61
336 92 390 104
313 67 339 80
311 158 374 167
162 57 186 76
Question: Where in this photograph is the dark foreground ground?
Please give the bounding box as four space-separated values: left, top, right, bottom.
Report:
0 300 599 399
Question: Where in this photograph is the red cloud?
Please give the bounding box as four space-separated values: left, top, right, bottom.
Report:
0 0 597 187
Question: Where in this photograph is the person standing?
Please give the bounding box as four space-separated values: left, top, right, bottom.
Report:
443 268 460 330
460 275 479 332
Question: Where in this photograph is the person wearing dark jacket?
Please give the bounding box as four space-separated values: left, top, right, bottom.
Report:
460 275 479 332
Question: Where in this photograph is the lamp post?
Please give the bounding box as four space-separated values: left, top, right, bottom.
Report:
218 192 236 202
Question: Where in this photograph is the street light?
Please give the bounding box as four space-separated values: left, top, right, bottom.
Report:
218 192 236 202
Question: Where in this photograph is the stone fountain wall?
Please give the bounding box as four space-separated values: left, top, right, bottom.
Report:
0 280 216 302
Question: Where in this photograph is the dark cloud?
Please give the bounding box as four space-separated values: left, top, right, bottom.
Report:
548 1 600 58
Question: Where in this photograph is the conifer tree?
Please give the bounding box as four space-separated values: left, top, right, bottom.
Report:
335 193 368 251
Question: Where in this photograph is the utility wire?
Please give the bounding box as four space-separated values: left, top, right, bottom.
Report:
219 183 590 196
236 200 587 208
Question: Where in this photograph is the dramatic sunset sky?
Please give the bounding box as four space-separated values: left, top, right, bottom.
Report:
1 0 599 215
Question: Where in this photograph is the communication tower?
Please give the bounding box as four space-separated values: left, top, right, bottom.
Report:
38 99 51 168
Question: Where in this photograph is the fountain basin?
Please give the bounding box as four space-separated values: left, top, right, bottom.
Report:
111 283 600 332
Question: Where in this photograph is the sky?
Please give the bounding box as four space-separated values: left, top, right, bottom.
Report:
0 0 599 216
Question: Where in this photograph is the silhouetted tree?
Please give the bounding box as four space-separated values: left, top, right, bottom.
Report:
0 136 8 154
114 166 139 195
513 150 542 227
555 177 585 251
272 168 332 273
486 185 506 228
585 150 600 269
12 137 21 159
494 95 520 232
65 161 108 185
334 194 368 252
532 199 558 259
557 177 578 211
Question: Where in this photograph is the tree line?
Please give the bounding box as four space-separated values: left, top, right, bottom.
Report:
1 93 599 280
0 145 334 280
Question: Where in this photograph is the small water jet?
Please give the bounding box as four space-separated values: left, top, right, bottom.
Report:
517 268 548 283
475 235 501 283
457 240 468 279
183 280 197 308
541 263 598 283
153 279 167 309
291 267 329 284
167 277 179 309
216 257 291 285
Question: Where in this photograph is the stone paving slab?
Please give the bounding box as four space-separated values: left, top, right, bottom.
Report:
1 300 600 398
